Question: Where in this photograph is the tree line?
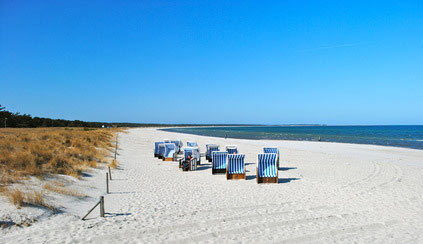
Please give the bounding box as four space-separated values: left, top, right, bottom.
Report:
0 105 256 128
0 105 112 128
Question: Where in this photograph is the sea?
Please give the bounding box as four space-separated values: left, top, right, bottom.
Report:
161 125 423 150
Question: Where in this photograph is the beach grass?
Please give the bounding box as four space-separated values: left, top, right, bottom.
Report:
0 127 119 207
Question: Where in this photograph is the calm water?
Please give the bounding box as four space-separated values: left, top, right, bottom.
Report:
162 126 423 150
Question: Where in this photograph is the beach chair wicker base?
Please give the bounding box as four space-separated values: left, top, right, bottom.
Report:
163 157 174 161
212 168 226 174
257 176 278 184
256 169 277 183
154 154 159 157
226 172 246 180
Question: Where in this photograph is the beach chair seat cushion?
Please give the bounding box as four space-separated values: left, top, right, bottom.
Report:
163 143 176 161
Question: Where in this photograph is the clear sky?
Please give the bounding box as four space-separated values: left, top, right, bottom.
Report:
1 1 422 125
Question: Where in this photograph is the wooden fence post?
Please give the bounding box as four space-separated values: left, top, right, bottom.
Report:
106 173 109 194
81 196 103 220
114 133 118 160
100 196 105 217
108 166 112 180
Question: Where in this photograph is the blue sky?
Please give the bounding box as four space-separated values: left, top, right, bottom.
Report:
1 0 422 125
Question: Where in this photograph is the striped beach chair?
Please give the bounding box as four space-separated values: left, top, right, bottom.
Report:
154 142 164 157
183 147 201 165
226 154 246 180
187 141 198 147
226 146 238 154
181 158 198 171
189 158 198 171
206 144 219 162
179 147 199 170
171 140 182 154
212 151 228 174
263 147 280 168
163 143 177 161
158 143 166 159
257 153 278 183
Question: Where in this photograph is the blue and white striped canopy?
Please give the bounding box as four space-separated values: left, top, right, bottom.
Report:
212 151 228 169
154 142 164 154
158 143 166 156
257 153 278 177
263 147 279 154
226 146 238 154
227 154 245 174
187 141 198 147
171 140 182 151
206 144 219 158
164 143 176 158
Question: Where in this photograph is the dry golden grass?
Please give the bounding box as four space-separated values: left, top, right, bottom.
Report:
0 127 120 202
4 188 55 210
43 182 85 198
5 188 24 208
110 159 119 169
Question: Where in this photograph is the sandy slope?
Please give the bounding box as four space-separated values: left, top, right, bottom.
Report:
1 127 423 243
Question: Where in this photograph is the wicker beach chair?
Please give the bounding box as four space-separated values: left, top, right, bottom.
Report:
226 154 246 180
163 143 177 161
212 151 228 174
184 147 201 165
179 148 199 171
226 145 238 154
206 144 219 162
263 147 280 168
158 143 166 159
257 153 278 183
171 140 183 154
187 141 198 147
181 158 197 171
154 142 164 157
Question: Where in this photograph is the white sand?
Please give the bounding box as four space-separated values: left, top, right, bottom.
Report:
2 127 423 243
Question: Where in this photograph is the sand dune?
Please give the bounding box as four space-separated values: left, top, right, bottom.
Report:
1 127 423 243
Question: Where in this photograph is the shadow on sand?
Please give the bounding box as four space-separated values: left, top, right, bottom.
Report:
279 167 297 171
196 166 211 171
278 178 301 184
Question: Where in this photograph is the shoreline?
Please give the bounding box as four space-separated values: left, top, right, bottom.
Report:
160 127 423 153
160 125 423 151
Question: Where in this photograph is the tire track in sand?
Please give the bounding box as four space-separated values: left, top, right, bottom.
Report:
165 212 367 244
139 205 331 235
275 220 399 244
341 161 381 189
353 162 403 197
